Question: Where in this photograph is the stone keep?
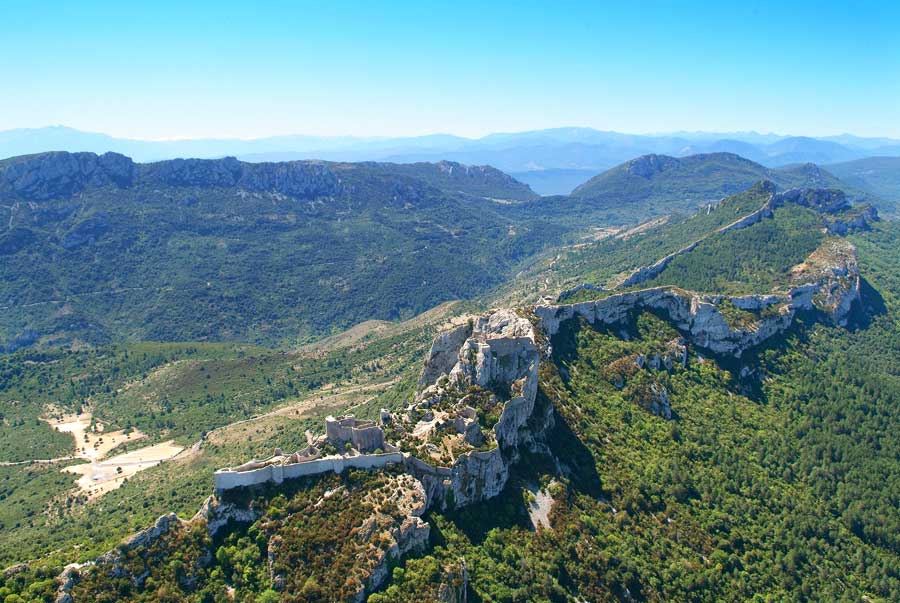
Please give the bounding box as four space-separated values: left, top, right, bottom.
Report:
325 415 385 452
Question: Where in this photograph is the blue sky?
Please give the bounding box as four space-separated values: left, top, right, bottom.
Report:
2 0 898 139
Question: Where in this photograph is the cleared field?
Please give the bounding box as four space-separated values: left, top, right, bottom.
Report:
47 409 147 461
64 440 185 498
43 409 182 498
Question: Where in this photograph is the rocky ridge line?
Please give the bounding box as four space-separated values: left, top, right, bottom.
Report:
617 183 875 289
0 151 536 202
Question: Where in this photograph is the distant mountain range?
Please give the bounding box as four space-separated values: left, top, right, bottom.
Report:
3 126 900 195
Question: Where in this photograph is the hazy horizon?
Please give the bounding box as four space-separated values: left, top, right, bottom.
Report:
5 124 900 144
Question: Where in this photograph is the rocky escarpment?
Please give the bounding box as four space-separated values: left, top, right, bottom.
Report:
1 151 537 203
55 512 193 603
401 309 543 509
0 152 346 201
56 474 430 603
617 184 875 290
1 152 136 200
365 160 539 201
54 496 259 602
825 204 879 235
537 256 859 359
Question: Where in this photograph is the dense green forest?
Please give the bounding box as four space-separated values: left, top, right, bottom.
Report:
0 153 565 350
0 183 559 349
644 204 826 294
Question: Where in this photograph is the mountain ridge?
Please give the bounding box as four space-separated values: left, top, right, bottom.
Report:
45 183 888 603
0 150 882 351
4 126 900 172
0 151 538 202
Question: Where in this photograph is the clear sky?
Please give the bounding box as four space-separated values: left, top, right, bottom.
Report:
2 0 899 139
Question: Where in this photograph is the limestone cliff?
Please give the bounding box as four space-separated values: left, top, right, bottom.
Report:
402 309 542 509
536 272 858 359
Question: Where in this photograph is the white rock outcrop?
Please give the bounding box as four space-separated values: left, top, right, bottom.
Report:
537 272 858 359
408 309 541 509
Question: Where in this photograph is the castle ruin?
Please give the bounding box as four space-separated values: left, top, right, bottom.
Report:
325 415 385 452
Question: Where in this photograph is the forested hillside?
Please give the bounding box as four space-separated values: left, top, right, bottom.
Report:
0 151 876 351
0 152 558 349
369 215 900 602
517 152 875 225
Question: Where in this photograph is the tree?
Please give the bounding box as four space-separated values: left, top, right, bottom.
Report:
257 589 280 603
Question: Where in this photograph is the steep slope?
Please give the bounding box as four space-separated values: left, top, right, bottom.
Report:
827 156 900 214
0 152 560 349
360 160 539 201
773 161 850 188
374 196 900 602
572 152 860 206
571 152 770 201
499 182 783 300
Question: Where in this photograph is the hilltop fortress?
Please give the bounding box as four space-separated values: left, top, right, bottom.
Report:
58 185 877 603
213 307 542 512
213 185 873 509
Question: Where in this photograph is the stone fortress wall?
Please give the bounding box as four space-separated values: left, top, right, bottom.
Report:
214 413 401 491
213 450 404 490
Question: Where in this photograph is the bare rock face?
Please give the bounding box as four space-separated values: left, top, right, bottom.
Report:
788 238 861 327
340 474 431 602
419 321 473 387
826 205 878 235
410 309 542 509
193 495 262 537
1 151 135 200
536 275 858 359
772 187 849 214
648 384 672 420
437 561 469 603
447 449 509 507
142 156 243 187
55 566 81 603
0 151 378 203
